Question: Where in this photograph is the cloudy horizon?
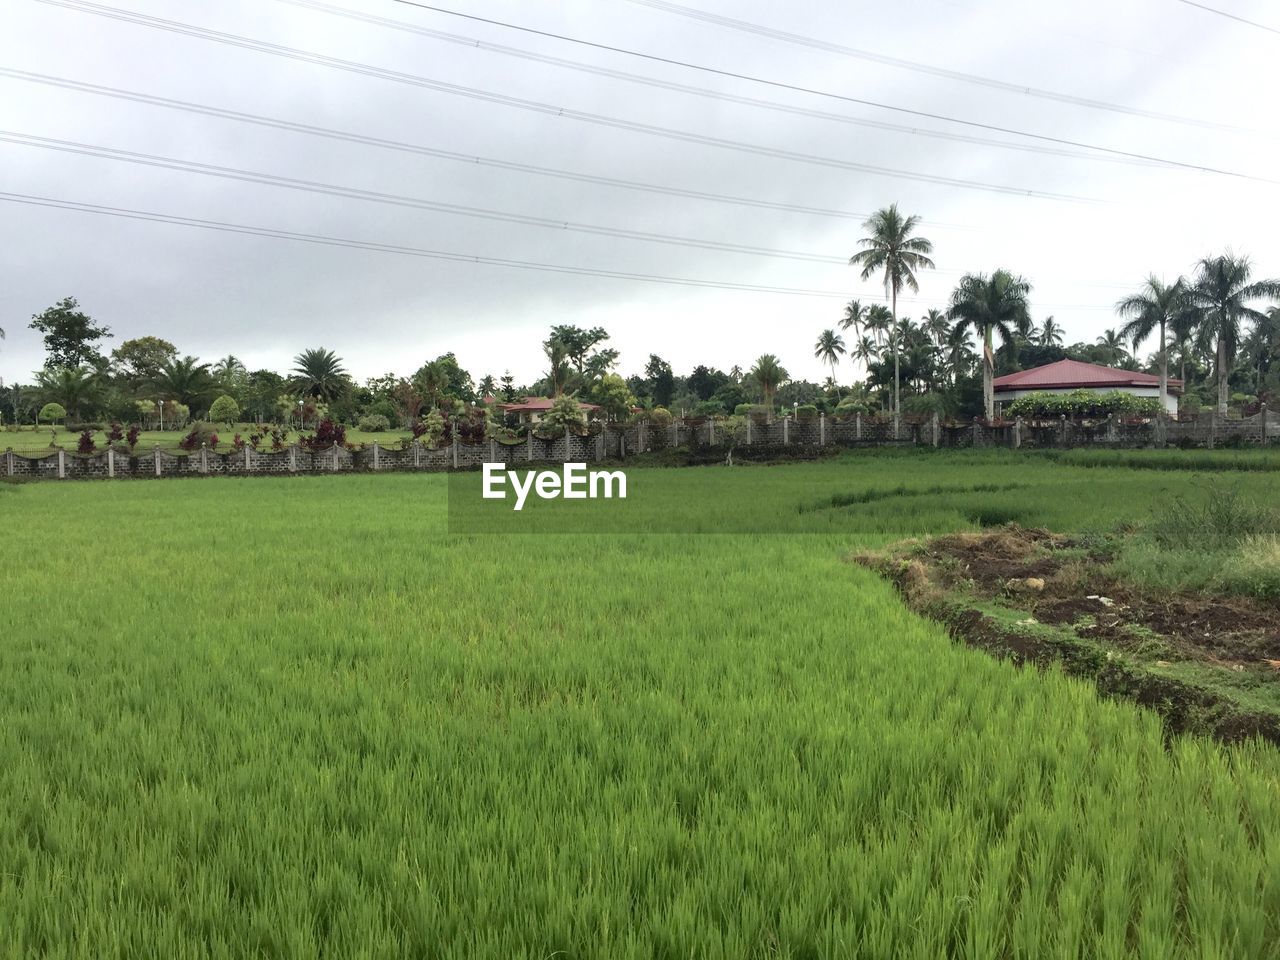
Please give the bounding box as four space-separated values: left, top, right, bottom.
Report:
2 0 1278 388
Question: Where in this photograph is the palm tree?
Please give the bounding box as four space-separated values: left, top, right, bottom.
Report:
1095 329 1130 367
1038 316 1064 346
849 204 936 423
922 308 950 347
542 341 572 397
840 300 867 340
34 365 102 420
813 329 846 394
947 270 1032 419
1116 276 1186 415
750 354 788 420
415 359 451 410
290 348 348 401
1185 254 1280 415
945 325 977 386
852 335 880 371
153 356 216 411
863 305 894 348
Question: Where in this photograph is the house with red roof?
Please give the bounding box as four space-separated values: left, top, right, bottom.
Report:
993 359 1182 415
499 396 601 425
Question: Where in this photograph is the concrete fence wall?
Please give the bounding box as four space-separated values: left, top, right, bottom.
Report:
4 407 1275 481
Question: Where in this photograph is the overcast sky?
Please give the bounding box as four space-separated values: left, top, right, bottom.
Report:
2 0 1278 388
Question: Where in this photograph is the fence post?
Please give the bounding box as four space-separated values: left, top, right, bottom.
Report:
894 411 900 441
670 422 678 447
855 412 862 441
245 445 252 472
332 442 340 472
1059 415 1068 447
972 417 981 447
818 414 825 446
527 431 534 461
372 440 380 471
4 449 13 477
932 412 940 448
1208 411 1217 450
1260 403 1268 444
106 447 115 478
709 418 716 445
594 430 603 461
745 417 752 445
154 445 162 477
1155 409 1167 447
452 435 459 469
200 443 208 474
619 429 626 460
1013 417 1022 449
783 416 790 445
640 421 648 453
1106 414 1118 443
290 444 298 473
56 448 65 479
490 438 498 462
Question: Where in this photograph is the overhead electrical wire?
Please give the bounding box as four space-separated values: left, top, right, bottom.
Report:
379 0 1274 179
24 0 1102 202
0 130 859 264
619 0 1254 131
1171 0 1280 36
0 192 1118 310
277 0 1156 171
0 68 979 230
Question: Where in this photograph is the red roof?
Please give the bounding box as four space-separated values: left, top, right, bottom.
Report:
993 359 1182 393
500 396 600 413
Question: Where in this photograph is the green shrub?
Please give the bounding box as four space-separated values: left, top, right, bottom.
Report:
794 404 818 421
1148 487 1280 550
903 393 947 416
358 414 391 432
1007 390 1160 419
648 407 673 427
421 409 445 448
208 395 240 425
693 399 725 417
39 403 66 424
534 395 590 437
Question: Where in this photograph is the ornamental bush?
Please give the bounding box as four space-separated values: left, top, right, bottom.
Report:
535 395 589 437
208 394 240 425
358 414 391 433
178 422 220 451
39 403 66 425
648 406 673 427
77 430 97 455
794 404 818 421
1006 390 1161 419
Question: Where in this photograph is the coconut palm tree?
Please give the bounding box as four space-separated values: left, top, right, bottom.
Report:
1095 328 1131 367
947 270 1032 419
849 204 935 423
1185 254 1280 415
839 300 867 339
813 329 846 394
152 356 216 411
945 325 977 386
1037 316 1064 346
852 335 880 372
290 348 349 401
750 354 788 420
1115 276 1187 415
922 308 950 347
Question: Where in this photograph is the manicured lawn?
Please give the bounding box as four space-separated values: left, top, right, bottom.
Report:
2 451 1279 958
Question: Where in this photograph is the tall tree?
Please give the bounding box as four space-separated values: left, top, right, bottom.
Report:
644 355 675 407
1185 254 1280 415
1116 276 1186 415
546 326 616 382
34 365 103 420
111 336 177 385
749 354 789 419
947 270 1032 419
848 204 935 423
1094 329 1131 367
290 348 349 402
29 297 112 368
813 329 846 393
922 308 950 347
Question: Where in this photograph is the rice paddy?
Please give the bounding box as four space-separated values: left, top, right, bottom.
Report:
3 450 1280 958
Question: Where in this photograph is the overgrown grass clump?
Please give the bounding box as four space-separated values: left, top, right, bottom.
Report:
3 453 1280 956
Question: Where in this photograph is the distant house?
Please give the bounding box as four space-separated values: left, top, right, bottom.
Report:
993 359 1182 415
499 396 600 425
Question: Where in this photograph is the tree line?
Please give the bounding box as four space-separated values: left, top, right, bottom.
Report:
3 207 1277 430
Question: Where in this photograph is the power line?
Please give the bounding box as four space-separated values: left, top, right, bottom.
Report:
0 191 853 298
278 0 1157 171
1171 0 1280 36
0 68 979 230
382 0 1276 178
26 0 1101 202
621 0 1253 132
0 192 1118 310
0 130 859 264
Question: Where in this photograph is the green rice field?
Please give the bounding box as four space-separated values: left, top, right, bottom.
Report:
3 450 1279 958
